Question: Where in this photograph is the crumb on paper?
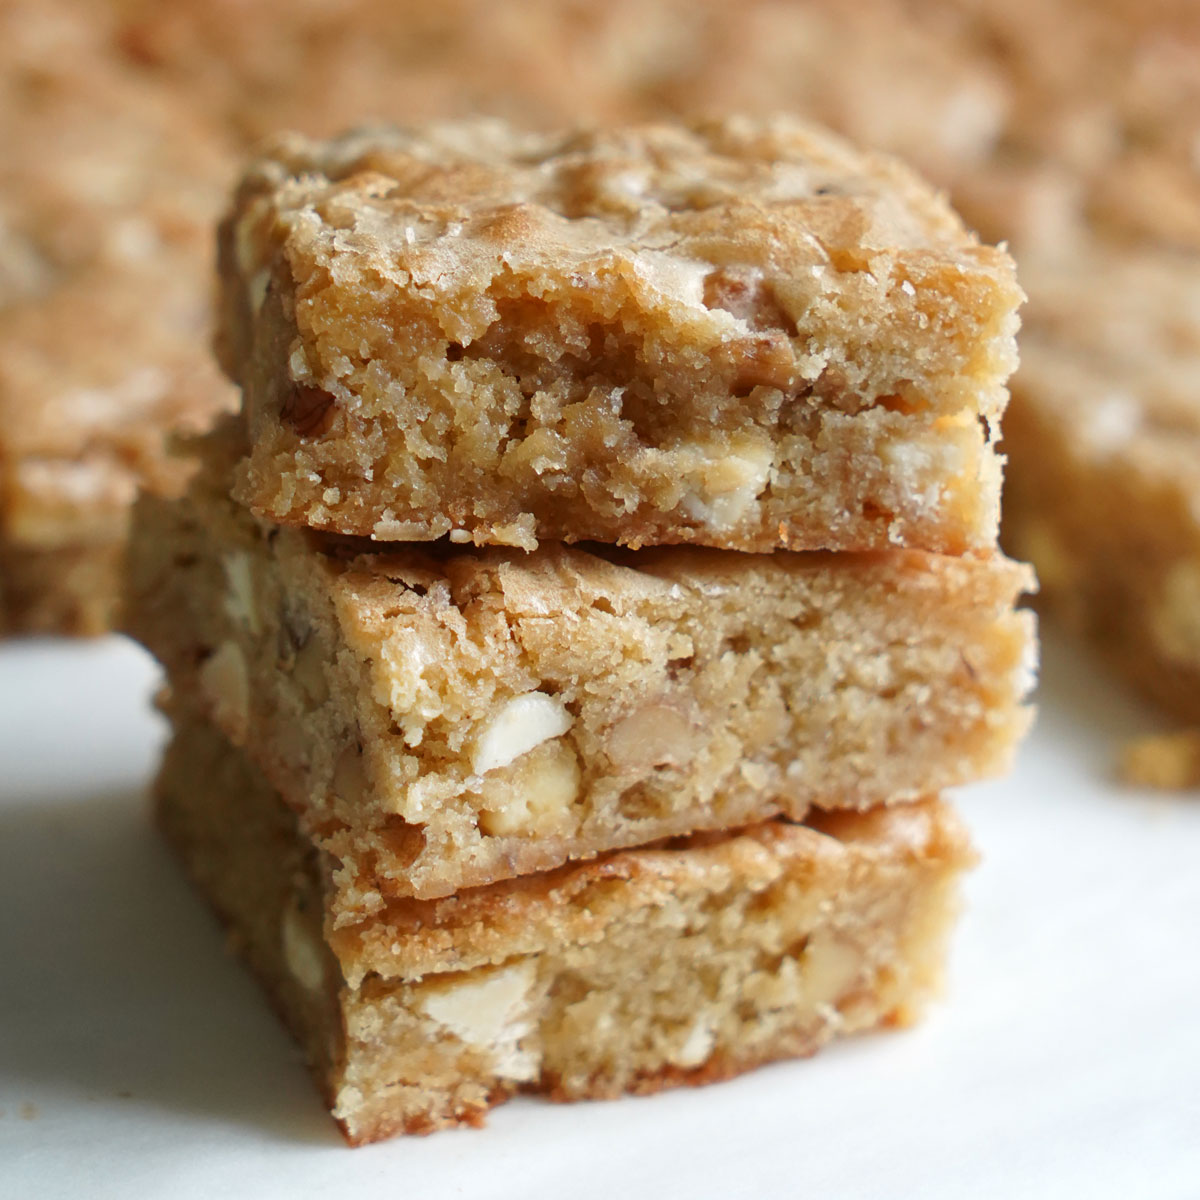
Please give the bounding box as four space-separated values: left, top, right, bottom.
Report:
1118 730 1200 790
20 1102 39 1120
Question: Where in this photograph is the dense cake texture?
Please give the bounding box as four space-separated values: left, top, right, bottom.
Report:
1003 242 1200 725
218 116 1021 554
156 721 974 1144
125 427 1034 904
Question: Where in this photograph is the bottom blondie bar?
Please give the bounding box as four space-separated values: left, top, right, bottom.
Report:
157 718 973 1144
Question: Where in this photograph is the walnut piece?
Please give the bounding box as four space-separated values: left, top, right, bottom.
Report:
280 384 337 437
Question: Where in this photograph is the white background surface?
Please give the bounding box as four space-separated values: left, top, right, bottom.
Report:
1 631 1198 1199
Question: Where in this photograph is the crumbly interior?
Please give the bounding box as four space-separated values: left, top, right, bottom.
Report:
1002 241 1200 724
126 427 1033 905
220 117 1020 554
155 722 973 1145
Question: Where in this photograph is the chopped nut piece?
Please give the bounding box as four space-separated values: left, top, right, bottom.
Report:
476 740 581 838
606 701 700 771
801 933 864 1005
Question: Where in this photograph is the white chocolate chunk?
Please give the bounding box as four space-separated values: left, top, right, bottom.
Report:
472 692 572 775
801 933 862 1004
199 641 249 743
281 903 326 993
477 741 581 837
680 437 773 529
221 551 260 636
416 962 540 1082
671 1018 716 1069
631 250 711 309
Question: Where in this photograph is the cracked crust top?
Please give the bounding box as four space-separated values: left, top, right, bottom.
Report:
224 114 1013 344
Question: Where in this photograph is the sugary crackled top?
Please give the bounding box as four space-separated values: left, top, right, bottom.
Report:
330 800 969 984
227 115 1014 343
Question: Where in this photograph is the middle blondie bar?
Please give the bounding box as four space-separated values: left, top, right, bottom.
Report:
126 426 1034 905
218 116 1022 555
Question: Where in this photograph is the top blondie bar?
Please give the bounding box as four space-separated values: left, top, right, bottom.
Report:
219 116 1022 553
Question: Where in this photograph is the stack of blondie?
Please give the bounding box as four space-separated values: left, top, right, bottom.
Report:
125 117 1035 1144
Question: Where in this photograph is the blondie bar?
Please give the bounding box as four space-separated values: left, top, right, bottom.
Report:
0 267 233 634
157 720 973 1144
0 0 235 634
218 116 1021 554
1003 242 1200 724
125 426 1034 904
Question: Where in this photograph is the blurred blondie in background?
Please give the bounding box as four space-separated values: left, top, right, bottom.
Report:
2 0 1197 745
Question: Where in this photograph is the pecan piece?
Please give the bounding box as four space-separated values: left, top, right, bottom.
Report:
280 384 337 437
